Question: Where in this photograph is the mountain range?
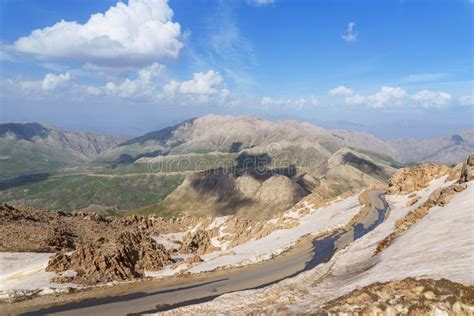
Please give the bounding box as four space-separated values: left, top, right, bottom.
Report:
0 115 472 217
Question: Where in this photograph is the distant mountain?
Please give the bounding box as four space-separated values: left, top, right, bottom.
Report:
387 130 474 165
333 128 474 165
98 114 338 164
0 122 128 178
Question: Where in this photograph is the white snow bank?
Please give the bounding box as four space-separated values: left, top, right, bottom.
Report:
152 232 186 251
0 252 77 302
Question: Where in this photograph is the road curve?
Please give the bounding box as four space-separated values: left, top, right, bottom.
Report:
17 190 389 316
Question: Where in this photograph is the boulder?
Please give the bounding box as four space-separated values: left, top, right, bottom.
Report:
180 229 217 255
459 154 474 183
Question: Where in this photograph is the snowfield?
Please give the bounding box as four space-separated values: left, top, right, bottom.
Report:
162 177 474 314
0 252 77 302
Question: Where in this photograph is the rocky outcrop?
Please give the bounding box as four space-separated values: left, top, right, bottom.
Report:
46 227 76 251
0 204 183 252
387 164 450 195
186 255 203 263
459 154 474 183
377 183 466 254
318 278 474 315
47 231 173 284
180 229 217 255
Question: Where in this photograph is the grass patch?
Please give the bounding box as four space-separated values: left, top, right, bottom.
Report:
0 173 184 212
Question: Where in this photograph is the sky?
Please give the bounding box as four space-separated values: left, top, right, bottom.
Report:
0 0 472 139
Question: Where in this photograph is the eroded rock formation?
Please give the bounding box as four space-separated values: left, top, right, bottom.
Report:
460 154 474 183
47 231 173 284
387 164 450 195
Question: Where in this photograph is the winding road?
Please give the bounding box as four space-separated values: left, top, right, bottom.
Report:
17 190 389 316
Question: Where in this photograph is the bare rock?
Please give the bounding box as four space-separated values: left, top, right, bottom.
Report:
46 227 76 251
405 195 421 207
459 154 474 183
46 252 71 273
47 231 173 285
387 164 450 195
180 229 217 255
186 255 203 263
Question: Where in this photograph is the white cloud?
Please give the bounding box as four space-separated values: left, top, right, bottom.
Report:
328 85 454 109
164 70 224 95
247 0 275 7
260 96 318 110
19 72 72 92
329 85 406 107
104 63 164 97
328 85 354 96
160 70 231 106
342 22 358 43
367 86 407 108
459 95 474 106
412 90 451 108
403 73 448 83
14 0 183 67
41 72 71 91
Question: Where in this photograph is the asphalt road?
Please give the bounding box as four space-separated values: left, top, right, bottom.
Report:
19 190 389 316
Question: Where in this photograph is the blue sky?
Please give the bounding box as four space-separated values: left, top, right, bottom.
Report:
0 0 472 138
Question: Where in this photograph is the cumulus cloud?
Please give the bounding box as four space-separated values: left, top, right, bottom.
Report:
342 22 358 43
329 86 406 107
104 62 164 97
412 90 451 108
260 96 318 109
367 86 407 108
328 85 453 108
328 85 354 96
41 72 71 91
161 70 231 106
14 0 183 67
164 70 224 95
19 72 72 92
